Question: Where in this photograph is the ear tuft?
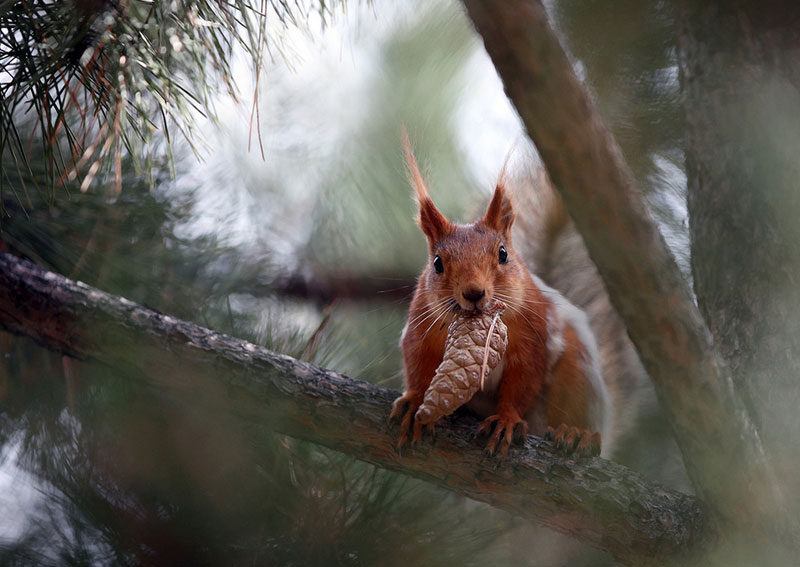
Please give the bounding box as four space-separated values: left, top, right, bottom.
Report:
403 128 451 242
481 176 515 236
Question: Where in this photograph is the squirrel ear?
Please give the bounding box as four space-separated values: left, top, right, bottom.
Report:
481 179 515 237
403 129 451 243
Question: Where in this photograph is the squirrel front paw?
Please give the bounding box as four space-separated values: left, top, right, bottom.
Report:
476 411 529 457
390 391 432 446
545 424 601 458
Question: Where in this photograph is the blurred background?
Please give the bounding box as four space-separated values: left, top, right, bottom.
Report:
0 0 690 564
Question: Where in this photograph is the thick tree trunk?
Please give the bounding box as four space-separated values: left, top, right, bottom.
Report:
0 251 702 565
678 0 800 510
460 0 794 545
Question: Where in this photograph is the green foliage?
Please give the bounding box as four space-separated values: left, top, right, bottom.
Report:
0 0 342 199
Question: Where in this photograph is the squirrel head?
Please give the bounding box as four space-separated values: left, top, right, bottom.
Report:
404 133 524 313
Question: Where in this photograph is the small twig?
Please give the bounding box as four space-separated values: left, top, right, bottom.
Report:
480 311 501 391
300 299 338 361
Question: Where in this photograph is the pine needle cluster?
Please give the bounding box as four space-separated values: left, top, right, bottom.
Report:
0 0 338 202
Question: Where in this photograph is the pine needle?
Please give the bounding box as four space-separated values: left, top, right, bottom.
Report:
480 310 502 391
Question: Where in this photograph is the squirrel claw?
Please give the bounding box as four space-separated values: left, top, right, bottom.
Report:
545 424 601 458
411 418 424 444
477 413 528 457
389 394 412 423
411 419 435 445
392 391 432 448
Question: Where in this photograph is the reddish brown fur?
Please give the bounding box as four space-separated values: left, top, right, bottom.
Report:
544 325 592 430
391 138 601 456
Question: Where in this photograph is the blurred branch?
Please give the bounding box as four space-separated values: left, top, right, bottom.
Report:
213 271 415 303
0 251 702 566
270 272 416 303
460 0 792 543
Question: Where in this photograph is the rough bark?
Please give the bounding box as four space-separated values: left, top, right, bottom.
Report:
678 0 800 509
459 0 792 541
0 251 702 565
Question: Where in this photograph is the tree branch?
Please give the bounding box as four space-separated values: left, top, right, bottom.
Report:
270 271 416 303
0 251 701 565
459 0 792 539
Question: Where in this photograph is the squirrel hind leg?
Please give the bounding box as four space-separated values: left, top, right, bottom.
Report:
541 323 608 457
545 424 601 458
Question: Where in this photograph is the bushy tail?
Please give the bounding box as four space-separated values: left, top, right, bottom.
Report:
509 161 682 479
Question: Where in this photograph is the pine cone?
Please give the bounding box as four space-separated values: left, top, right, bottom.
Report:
415 301 507 425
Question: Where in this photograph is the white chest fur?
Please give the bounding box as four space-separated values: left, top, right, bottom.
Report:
464 358 505 418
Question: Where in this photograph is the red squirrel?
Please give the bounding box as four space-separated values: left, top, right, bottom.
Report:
391 138 609 457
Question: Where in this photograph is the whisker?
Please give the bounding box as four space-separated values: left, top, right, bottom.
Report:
407 297 451 329
506 297 551 307
511 302 548 325
421 310 447 341
494 289 550 307
495 292 550 314
414 298 453 329
410 306 449 332
421 299 457 341
501 301 547 350
406 304 439 328
494 292 549 325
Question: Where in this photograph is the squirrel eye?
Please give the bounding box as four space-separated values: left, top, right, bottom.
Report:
498 246 508 264
433 254 444 274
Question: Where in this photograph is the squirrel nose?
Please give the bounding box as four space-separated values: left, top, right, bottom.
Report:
462 287 486 303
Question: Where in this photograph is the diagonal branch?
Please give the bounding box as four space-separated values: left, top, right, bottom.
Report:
459 0 792 540
0 251 701 565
